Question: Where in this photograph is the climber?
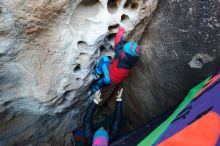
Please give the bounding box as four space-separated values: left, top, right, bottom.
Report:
87 26 142 97
83 88 123 145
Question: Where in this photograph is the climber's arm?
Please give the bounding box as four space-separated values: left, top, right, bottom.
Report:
113 26 125 50
110 88 123 140
83 91 102 144
83 100 97 144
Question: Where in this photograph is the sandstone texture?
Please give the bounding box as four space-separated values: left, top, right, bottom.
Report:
0 0 157 145
121 0 220 126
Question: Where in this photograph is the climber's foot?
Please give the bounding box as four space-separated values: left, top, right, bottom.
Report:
92 70 100 80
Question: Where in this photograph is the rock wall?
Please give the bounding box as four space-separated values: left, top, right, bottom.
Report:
0 0 157 145
121 0 220 126
1 0 219 145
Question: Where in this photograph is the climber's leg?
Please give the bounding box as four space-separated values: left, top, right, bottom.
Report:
88 56 111 97
93 60 111 90
93 56 110 80
90 75 111 95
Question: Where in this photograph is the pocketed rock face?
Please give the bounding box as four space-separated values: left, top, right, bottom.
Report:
0 0 157 145
122 0 220 127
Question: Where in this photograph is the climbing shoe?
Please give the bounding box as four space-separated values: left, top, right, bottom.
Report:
87 84 100 97
92 70 100 80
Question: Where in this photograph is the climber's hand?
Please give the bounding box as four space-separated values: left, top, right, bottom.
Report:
117 88 123 98
116 88 123 101
94 90 103 104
